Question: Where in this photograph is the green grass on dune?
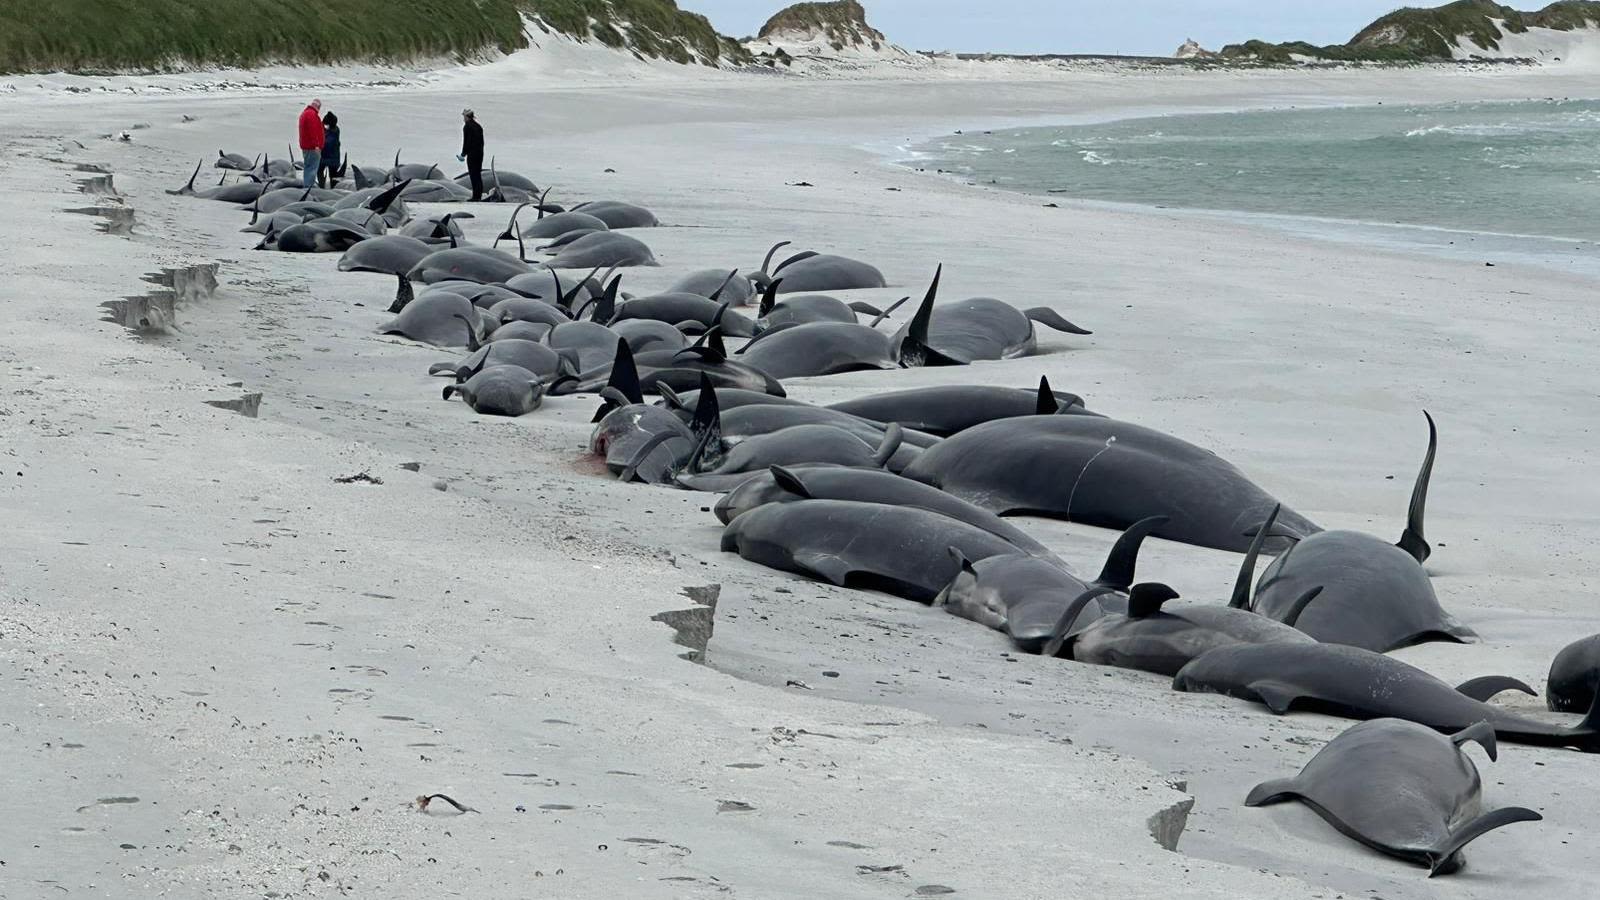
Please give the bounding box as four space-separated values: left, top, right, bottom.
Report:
0 0 527 73
1221 0 1600 63
0 0 746 74
528 0 748 64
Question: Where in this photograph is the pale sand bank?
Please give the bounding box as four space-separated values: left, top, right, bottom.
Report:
2 55 1598 898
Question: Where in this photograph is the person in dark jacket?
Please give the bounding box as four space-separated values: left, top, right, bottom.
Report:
458 108 485 201
318 112 341 188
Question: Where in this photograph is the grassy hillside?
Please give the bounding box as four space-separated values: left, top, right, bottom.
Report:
1220 0 1600 63
0 0 746 74
529 0 747 65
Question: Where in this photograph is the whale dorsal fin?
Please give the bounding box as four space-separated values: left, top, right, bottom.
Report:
758 240 790 276
1448 722 1499 761
706 325 728 361
893 266 966 367
589 275 621 324
1455 675 1537 704
685 374 724 471
1036 376 1058 415
1094 515 1168 591
774 250 818 273
1126 583 1180 619
1398 410 1437 563
1229 504 1281 610
769 466 811 499
757 279 781 317
604 338 644 406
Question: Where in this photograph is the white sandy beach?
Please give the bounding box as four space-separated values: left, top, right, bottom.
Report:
4 36 1600 898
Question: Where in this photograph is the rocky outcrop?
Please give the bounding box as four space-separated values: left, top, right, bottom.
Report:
757 1 886 52
1173 38 1217 59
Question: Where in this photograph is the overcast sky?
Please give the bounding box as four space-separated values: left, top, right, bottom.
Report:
690 1 1421 56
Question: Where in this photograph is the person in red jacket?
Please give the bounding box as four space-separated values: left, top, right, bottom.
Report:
297 99 324 190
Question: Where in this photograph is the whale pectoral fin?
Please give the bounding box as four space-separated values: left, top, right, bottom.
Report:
554 348 582 378
1094 515 1168 591
619 430 679 484
869 295 911 329
872 423 904 468
1398 410 1437 564
931 547 975 609
1126 583 1180 619
793 551 852 587
656 383 684 410
427 361 457 377
442 385 459 401
769 466 812 499
1042 585 1119 658
1455 676 1537 704
1024 307 1093 335
1280 586 1324 629
1248 681 1302 714
1448 721 1499 762
1425 807 1542 878
1243 778 1299 807
847 301 884 318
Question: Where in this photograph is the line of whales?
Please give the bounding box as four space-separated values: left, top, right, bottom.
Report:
171 144 1599 879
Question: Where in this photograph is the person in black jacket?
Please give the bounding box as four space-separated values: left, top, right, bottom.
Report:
457 108 484 201
318 112 341 188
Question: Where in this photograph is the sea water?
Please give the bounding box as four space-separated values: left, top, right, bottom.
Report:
908 99 1600 276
